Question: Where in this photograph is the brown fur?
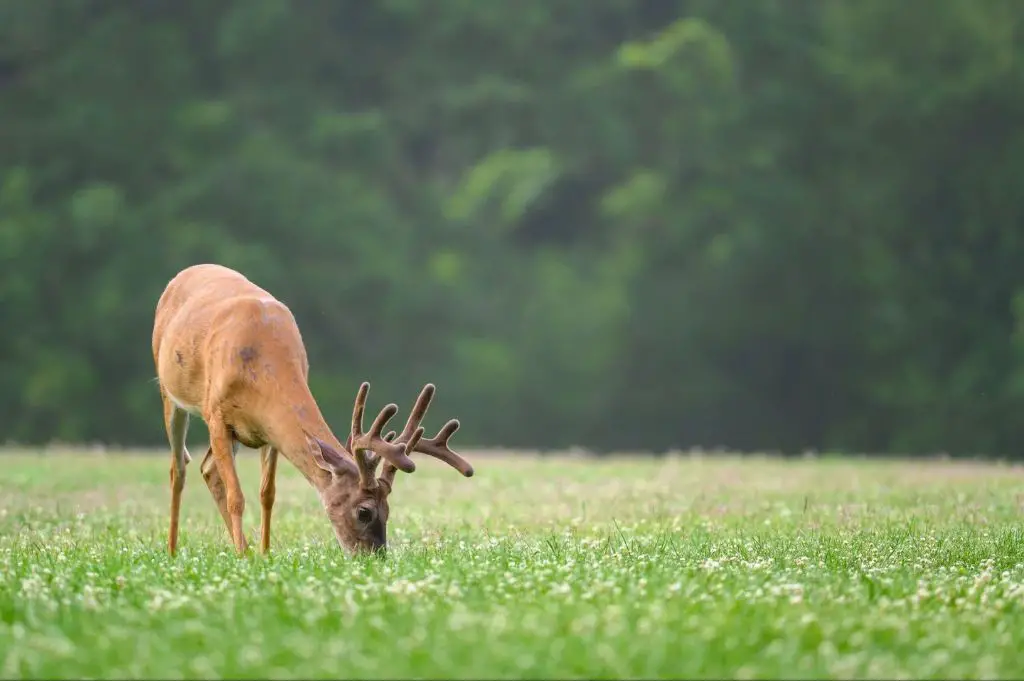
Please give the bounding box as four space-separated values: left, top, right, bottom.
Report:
152 263 474 556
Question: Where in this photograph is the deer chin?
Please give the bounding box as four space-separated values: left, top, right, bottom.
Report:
332 532 357 557
327 524 386 558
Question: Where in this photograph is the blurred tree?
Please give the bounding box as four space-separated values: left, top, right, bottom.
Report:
1 0 1023 458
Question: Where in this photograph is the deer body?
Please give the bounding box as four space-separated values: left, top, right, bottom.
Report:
152 264 473 557
153 265 332 479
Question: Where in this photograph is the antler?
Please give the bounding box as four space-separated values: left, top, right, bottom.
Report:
348 382 415 487
377 383 474 489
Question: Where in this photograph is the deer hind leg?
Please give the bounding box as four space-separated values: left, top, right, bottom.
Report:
258 445 279 554
163 393 191 556
207 414 249 554
200 441 238 541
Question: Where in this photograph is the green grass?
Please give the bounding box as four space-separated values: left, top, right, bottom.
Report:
1 449 1023 679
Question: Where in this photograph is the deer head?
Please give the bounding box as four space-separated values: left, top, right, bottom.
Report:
308 382 473 556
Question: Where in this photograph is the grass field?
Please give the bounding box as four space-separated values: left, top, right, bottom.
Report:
1 448 1023 679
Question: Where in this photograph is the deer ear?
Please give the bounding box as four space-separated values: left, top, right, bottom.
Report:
309 436 357 477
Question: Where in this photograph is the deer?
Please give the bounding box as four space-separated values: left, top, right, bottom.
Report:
151 263 474 557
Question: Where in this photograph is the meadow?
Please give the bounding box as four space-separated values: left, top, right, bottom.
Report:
0 448 1022 679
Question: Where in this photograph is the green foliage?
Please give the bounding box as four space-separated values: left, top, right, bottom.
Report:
2 0 1024 455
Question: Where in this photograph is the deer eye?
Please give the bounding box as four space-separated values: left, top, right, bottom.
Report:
356 507 374 524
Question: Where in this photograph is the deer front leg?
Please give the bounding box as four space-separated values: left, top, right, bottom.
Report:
259 445 279 554
207 416 249 554
162 393 191 556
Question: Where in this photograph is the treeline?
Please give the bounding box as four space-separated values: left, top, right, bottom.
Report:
2 0 1024 457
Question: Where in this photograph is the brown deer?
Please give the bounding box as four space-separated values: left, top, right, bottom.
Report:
151 263 474 556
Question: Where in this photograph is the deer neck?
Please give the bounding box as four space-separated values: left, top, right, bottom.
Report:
270 388 350 494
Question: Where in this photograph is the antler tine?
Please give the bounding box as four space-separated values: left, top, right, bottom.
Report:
406 426 425 453
369 402 399 438
395 383 435 445
349 381 415 475
365 427 421 471
351 381 370 438
378 385 473 489
373 383 433 476
380 420 471 487
416 419 474 477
